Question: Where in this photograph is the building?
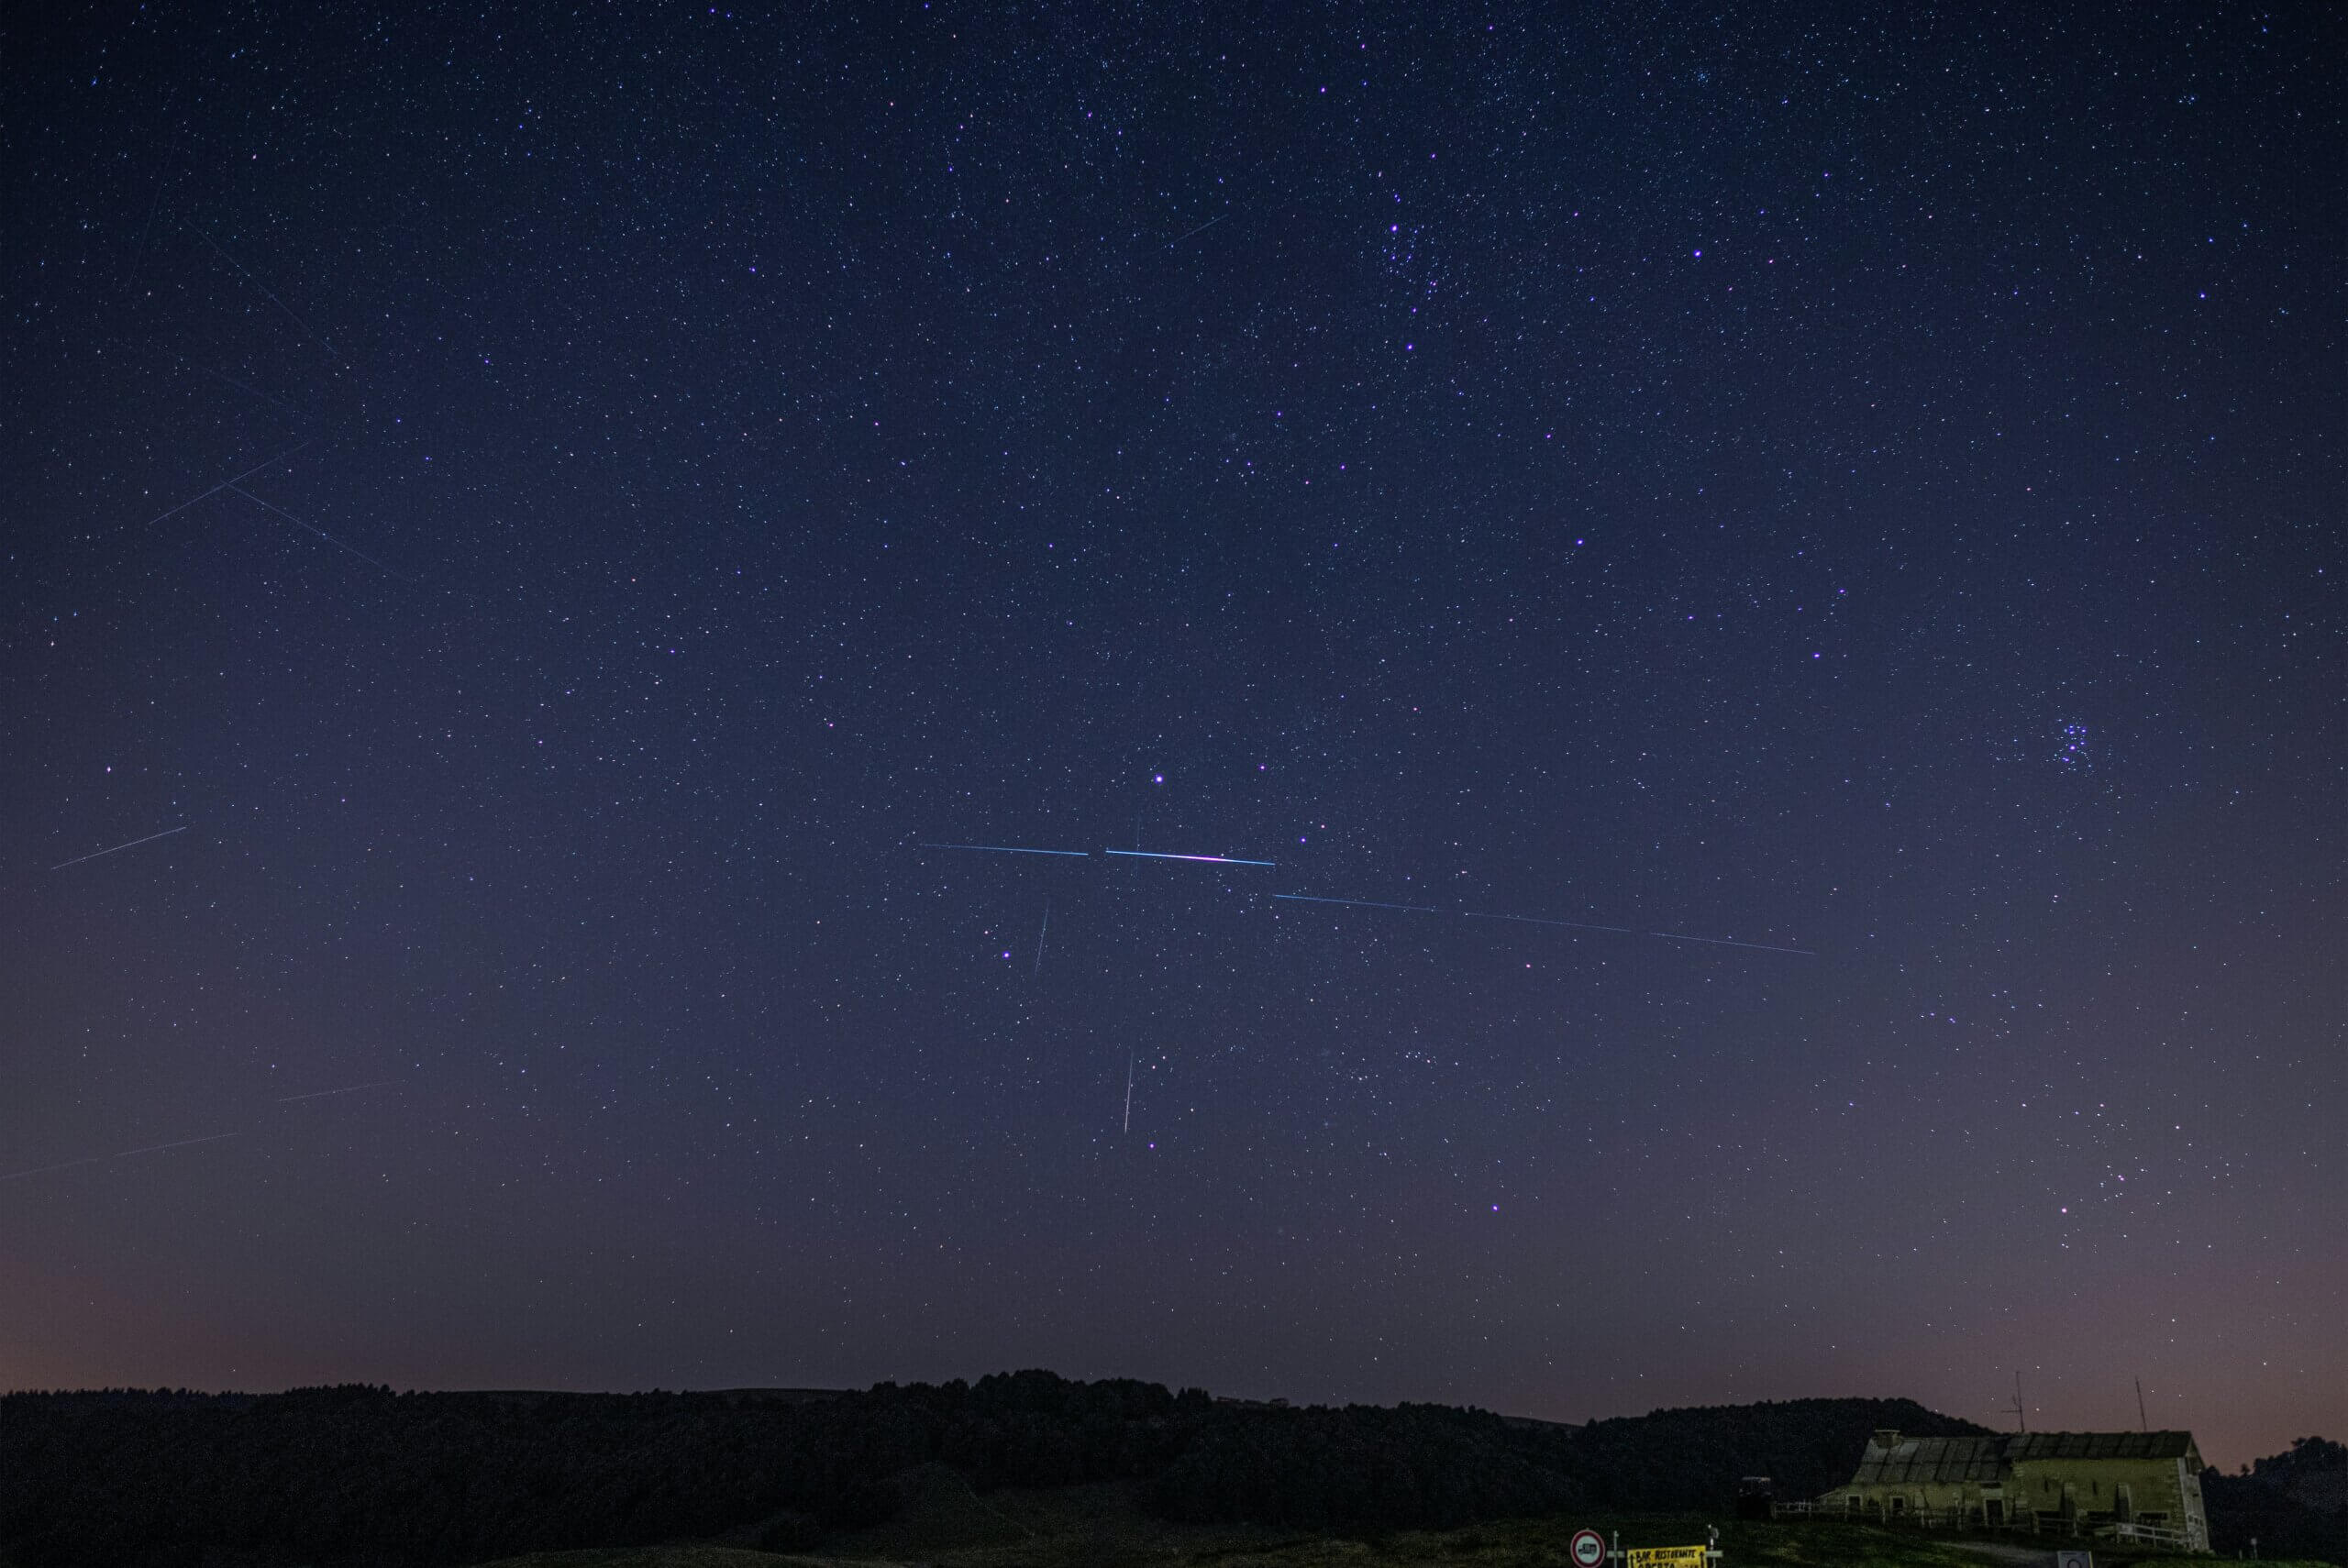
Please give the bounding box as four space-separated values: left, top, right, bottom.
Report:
1820 1428 2209 1551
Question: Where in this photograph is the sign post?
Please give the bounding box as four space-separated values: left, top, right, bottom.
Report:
1624 1548 1709 1568
1600 1527 1723 1568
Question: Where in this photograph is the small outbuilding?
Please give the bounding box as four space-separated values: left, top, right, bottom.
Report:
1820 1428 2209 1551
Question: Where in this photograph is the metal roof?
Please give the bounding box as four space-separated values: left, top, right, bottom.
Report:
2007 1431 2197 1462
1852 1435 2008 1485
1845 1430 2199 1489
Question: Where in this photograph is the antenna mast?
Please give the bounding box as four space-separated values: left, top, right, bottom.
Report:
2010 1373 2027 1433
2136 1377 2148 1432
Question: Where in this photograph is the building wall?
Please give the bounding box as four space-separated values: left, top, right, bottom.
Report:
1821 1478 1999 1520
1819 1442 2208 1550
2008 1452 2208 1549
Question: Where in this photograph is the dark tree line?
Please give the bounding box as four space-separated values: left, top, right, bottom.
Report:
0 1375 1187 1567
0 1376 2324 1566
1150 1401 1584 1529
1568 1396 1988 1511
2202 1436 2348 1563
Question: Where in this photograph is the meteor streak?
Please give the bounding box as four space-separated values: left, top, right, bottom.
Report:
1103 849 1276 867
227 484 414 580
135 439 313 530
116 1132 240 1158
1167 212 1228 247
187 222 341 361
50 824 187 871
275 1081 395 1102
1650 931 1816 956
1464 910 1634 933
1273 892 1437 913
922 842 1089 857
0 1158 100 1185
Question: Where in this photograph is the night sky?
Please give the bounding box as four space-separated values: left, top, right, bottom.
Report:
3 3 2339 1470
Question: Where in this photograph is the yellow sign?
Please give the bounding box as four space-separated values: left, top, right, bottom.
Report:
1625 1549 1709 1568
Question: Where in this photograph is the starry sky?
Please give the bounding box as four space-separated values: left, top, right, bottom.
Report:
2 2 2339 1470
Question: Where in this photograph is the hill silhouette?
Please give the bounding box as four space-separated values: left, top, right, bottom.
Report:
0 1375 2308 1566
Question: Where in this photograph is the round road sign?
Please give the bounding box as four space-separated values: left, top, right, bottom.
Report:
1568 1528 1607 1567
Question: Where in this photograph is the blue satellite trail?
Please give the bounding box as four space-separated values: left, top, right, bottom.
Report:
1274 892 1438 913
922 842 1090 857
1104 849 1277 867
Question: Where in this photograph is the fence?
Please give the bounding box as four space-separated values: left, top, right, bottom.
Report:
1772 1499 2198 1553
2097 1519 2193 1551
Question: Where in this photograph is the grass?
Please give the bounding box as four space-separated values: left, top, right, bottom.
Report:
472 1487 2342 1568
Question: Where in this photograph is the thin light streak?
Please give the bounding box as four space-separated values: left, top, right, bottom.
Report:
115 1132 240 1159
227 484 414 580
50 824 186 872
1272 892 1438 913
1168 213 1228 247
135 441 312 529
921 842 1089 857
0 1158 101 1185
275 1082 395 1103
186 223 341 361
1650 931 1817 956
1464 910 1634 933
1103 849 1276 867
